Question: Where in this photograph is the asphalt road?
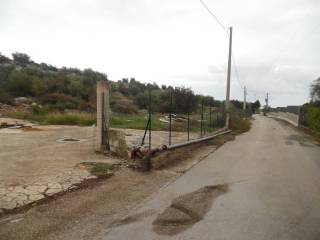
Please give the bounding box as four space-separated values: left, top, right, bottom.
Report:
104 115 320 240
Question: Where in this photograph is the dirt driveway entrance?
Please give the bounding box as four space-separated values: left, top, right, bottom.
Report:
0 117 200 212
0 118 119 211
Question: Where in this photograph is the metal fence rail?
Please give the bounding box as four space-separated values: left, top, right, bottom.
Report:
139 88 235 149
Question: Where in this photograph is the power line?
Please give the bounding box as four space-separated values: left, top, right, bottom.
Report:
199 0 228 32
231 53 243 90
198 1 245 91
199 0 257 102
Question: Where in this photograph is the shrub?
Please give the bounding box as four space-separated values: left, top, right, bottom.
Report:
39 93 81 110
302 105 320 132
229 118 251 133
0 90 14 104
6 111 46 123
46 112 96 126
110 92 138 114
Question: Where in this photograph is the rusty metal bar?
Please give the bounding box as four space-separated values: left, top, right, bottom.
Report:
168 128 230 150
141 117 150 146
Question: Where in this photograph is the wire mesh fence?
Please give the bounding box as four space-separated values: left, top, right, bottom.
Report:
137 88 227 148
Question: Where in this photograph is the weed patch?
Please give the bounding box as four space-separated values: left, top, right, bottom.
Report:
229 117 251 133
79 162 119 179
46 112 95 126
6 111 95 126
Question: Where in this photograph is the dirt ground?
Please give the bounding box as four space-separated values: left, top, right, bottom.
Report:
0 169 175 240
0 118 117 188
0 116 232 239
0 139 226 240
0 117 207 189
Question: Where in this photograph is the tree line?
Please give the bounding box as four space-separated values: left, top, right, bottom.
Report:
0 52 260 114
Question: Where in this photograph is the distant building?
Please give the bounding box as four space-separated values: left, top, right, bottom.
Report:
286 106 300 115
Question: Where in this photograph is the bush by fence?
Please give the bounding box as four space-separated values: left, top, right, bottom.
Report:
300 104 320 132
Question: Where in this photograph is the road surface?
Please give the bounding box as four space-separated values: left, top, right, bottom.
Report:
104 115 320 240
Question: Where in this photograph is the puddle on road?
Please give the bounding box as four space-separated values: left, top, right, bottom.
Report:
115 210 156 226
152 184 229 236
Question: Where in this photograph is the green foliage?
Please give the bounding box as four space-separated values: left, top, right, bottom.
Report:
110 113 166 130
0 52 107 112
311 77 320 102
39 93 81 110
301 104 320 132
0 52 255 118
6 111 47 123
229 116 251 133
6 111 95 126
110 92 138 114
12 52 32 66
0 89 14 104
81 162 118 179
46 112 96 126
229 105 252 132
173 87 198 113
0 53 11 64
251 100 261 113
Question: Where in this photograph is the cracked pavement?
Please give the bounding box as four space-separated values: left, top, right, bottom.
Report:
0 167 97 211
0 119 118 212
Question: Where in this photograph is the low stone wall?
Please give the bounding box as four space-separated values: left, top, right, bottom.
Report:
268 112 299 127
109 129 129 159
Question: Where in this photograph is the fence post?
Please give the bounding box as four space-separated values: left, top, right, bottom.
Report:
209 105 212 131
169 90 173 145
148 89 152 150
187 112 190 141
96 80 110 152
201 99 204 137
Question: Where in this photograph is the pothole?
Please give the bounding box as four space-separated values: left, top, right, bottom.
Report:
152 184 229 236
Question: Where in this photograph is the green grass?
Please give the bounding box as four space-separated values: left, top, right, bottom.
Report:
110 114 166 130
46 112 95 126
229 117 251 133
6 111 95 126
110 113 223 132
80 162 119 179
5 111 225 132
5 111 46 123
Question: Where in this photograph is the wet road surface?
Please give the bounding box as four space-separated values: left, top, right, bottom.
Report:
104 115 320 240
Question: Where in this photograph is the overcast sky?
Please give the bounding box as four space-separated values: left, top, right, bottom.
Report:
1 0 319 106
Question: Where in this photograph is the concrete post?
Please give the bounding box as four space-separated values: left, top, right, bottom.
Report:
225 27 232 129
96 80 110 152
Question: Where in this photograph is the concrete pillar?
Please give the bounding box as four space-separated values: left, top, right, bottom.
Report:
96 80 110 152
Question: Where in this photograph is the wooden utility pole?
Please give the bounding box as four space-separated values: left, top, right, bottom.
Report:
225 26 233 128
264 92 269 116
243 86 247 110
